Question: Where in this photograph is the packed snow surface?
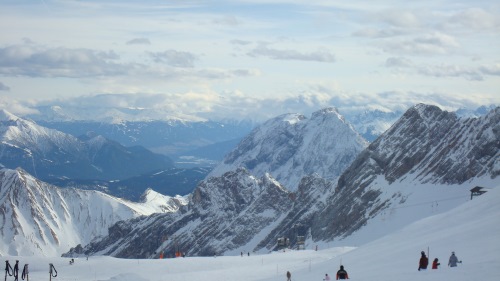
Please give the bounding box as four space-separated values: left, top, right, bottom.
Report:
6 185 499 281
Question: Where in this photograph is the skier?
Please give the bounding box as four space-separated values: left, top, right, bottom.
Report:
448 251 459 267
324 273 331 281
432 258 440 269
286 271 291 281
418 251 428 271
13 260 19 281
336 265 349 280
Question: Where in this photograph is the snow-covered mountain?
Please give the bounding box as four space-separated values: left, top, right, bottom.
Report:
0 110 173 181
66 104 499 258
13 184 500 281
309 103 500 244
0 168 187 256
209 107 368 190
64 168 292 257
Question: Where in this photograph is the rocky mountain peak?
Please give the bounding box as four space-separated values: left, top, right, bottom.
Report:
310 106 342 120
208 107 368 190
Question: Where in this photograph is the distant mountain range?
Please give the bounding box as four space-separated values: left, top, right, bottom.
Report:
26 104 399 161
0 110 213 199
0 110 174 181
63 104 500 258
20 104 496 164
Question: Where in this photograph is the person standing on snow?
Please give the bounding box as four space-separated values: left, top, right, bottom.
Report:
336 265 349 280
324 273 331 281
286 271 291 281
432 258 440 269
448 251 459 267
418 251 428 271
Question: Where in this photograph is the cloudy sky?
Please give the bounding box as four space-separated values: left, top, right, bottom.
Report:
0 0 499 120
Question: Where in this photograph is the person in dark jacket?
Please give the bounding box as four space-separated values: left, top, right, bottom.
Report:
336 265 349 280
418 251 428 271
432 258 440 269
286 271 291 281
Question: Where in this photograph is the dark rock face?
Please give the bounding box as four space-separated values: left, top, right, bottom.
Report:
68 105 499 258
337 104 499 188
311 104 500 241
67 168 295 257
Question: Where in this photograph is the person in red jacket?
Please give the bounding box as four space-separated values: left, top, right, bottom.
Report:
418 251 429 271
432 258 440 269
336 265 349 280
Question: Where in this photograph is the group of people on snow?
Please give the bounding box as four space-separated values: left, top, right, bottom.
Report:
418 251 461 271
286 250 460 280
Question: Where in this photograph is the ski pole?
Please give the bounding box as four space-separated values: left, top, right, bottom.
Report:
49 263 57 281
21 264 28 281
13 261 19 281
5 261 13 281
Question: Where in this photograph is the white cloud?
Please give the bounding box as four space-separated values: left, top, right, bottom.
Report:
148 50 198 68
0 96 39 115
0 44 126 78
374 9 421 28
352 27 408 38
126 38 151 45
247 43 335 63
0 43 259 84
385 57 500 81
385 57 414 68
381 32 460 55
213 15 241 26
446 8 500 31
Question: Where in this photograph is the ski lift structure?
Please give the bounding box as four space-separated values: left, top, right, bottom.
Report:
277 237 290 250
470 186 488 200
296 235 305 250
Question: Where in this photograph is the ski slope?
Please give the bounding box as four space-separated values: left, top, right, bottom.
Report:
4 186 499 281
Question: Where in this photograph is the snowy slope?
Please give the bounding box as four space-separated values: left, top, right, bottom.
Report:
5 185 499 281
209 107 368 190
0 168 187 256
